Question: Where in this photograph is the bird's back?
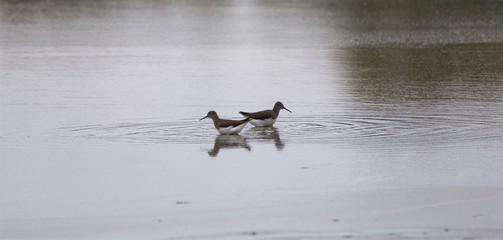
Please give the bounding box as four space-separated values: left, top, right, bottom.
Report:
216 118 249 128
239 110 276 120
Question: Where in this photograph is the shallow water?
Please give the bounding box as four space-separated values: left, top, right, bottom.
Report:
1 0 503 239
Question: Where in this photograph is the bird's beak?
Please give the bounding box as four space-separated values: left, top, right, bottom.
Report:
283 107 292 113
199 116 208 121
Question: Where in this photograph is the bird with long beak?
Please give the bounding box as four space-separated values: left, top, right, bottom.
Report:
238 101 291 127
200 111 250 135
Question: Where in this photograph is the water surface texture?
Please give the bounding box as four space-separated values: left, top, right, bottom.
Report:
1 0 503 239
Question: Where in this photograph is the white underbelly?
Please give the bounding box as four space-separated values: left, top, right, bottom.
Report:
250 118 276 127
217 122 249 135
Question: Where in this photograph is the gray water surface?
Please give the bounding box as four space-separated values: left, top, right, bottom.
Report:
1 1 503 239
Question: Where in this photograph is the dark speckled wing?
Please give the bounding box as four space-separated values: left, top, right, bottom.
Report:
239 110 276 120
217 118 250 128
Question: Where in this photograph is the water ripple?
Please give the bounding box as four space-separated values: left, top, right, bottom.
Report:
60 119 213 144
59 111 502 149
280 111 502 148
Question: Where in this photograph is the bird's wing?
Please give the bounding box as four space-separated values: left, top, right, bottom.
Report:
239 110 274 120
218 119 249 128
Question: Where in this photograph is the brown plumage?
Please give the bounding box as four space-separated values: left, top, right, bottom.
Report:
200 111 250 135
239 102 291 127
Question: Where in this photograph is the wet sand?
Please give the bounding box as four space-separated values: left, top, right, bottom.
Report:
3 185 502 239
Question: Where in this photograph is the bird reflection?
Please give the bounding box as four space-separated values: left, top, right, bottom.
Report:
208 135 251 157
248 127 285 150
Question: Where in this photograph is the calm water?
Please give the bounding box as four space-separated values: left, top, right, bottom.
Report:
1 0 503 239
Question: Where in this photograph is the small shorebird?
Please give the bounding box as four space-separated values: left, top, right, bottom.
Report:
200 111 250 135
239 102 291 127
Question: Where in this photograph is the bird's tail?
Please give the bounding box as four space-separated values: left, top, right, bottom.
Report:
239 111 251 117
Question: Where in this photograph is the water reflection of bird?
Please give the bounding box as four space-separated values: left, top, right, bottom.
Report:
239 102 291 127
208 135 251 157
200 111 250 135
249 127 285 150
